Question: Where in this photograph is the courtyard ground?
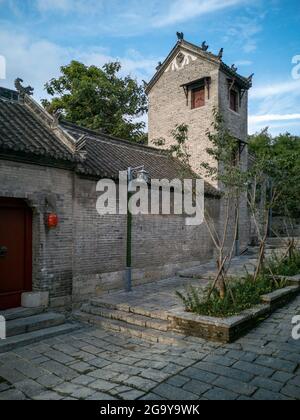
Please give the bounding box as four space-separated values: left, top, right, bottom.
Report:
0 295 299 400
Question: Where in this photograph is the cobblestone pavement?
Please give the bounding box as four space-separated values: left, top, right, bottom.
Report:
0 296 299 400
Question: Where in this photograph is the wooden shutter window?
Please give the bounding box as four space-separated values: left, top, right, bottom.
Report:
191 86 205 109
230 90 238 112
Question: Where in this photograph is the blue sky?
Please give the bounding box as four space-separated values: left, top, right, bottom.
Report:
0 0 300 135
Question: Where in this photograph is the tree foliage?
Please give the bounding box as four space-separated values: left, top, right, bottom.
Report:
201 109 247 298
249 129 300 220
42 61 148 143
247 129 300 279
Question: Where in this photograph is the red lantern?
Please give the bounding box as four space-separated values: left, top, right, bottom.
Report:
46 213 58 229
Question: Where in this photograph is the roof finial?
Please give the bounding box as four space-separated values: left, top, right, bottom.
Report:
247 73 254 83
156 61 163 71
176 32 184 41
218 48 224 60
51 109 62 127
14 78 34 97
231 64 238 72
142 80 149 90
201 41 209 51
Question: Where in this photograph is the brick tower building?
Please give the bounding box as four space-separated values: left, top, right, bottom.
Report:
146 35 253 252
146 36 252 186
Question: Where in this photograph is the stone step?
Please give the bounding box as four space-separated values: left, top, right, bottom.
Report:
90 298 171 321
0 307 45 321
81 303 171 332
6 312 66 337
74 311 187 346
0 322 81 354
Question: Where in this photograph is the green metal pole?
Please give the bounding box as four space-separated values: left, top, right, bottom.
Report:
125 168 133 292
126 192 132 269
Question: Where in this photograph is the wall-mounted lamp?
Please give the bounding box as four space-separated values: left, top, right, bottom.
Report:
46 213 58 229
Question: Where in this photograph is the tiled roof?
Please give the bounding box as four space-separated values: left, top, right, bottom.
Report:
61 121 219 196
0 91 76 163
0 88 219 197
146 40 252 94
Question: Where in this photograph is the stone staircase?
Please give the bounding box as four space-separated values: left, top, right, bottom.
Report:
0 307 81 353
74 299 187 346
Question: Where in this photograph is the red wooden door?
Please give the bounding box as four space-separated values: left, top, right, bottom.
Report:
0 198 32 310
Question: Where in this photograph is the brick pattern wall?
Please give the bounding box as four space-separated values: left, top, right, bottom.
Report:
148 46 251 255
0 159 220 307
148 53 219 184
72 177 220 304
0 159 74 308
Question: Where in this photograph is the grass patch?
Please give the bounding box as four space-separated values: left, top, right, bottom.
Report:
265 249 300 277
176 276 287 318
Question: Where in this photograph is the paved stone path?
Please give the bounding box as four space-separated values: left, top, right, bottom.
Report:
0 296 299 400
85 254 260 318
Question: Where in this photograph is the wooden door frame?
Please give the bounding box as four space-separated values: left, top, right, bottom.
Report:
0 197 33 296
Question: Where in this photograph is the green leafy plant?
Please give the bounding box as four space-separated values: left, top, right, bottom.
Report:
265 249 300 277
176 274 288 318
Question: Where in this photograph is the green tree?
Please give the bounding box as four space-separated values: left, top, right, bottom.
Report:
249 130 300 229
201 109 247 298
248 129 300 278
42 61 148 143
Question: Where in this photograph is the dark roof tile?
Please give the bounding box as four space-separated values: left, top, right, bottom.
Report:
0 96 76 162
61 121 219 196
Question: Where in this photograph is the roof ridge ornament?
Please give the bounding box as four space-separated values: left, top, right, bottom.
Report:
51 109 62 127
247 73 254 83
218 48 224 60
156 61 163 71
231 64 238 72
176 32 184 41
14 78 34 98
201 41 209 51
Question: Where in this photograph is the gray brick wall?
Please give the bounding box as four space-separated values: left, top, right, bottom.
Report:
0 159 220 307
0 159 74 308
148 53 219 183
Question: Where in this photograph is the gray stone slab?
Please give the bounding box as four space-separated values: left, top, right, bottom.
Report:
181 367 218 384
203 387 238 400
89 379 117 392
39 360 77 381
213 376 257 397
271 371 294 384
123 376 157 392
280 385 300 399
253 388 288 400
152 383 198 400
233 360 274 378
194 362 254 382
255 355 297 374
0 389 26 400
250 376 282 393
183 379 211 396
14 379 45 398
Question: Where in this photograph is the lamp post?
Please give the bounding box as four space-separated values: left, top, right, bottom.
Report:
126 166 149 292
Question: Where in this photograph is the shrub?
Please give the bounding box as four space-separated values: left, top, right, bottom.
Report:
265 249 300 277
176 275 286 318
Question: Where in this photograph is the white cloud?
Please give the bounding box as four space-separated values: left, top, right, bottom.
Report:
223 16 262 53
249 114 300 123
35 0 103 14
36 0 73 12
249 117 300 136
153 0 245 27
235 60 253 66
251 79 300 99
0 29 158 101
